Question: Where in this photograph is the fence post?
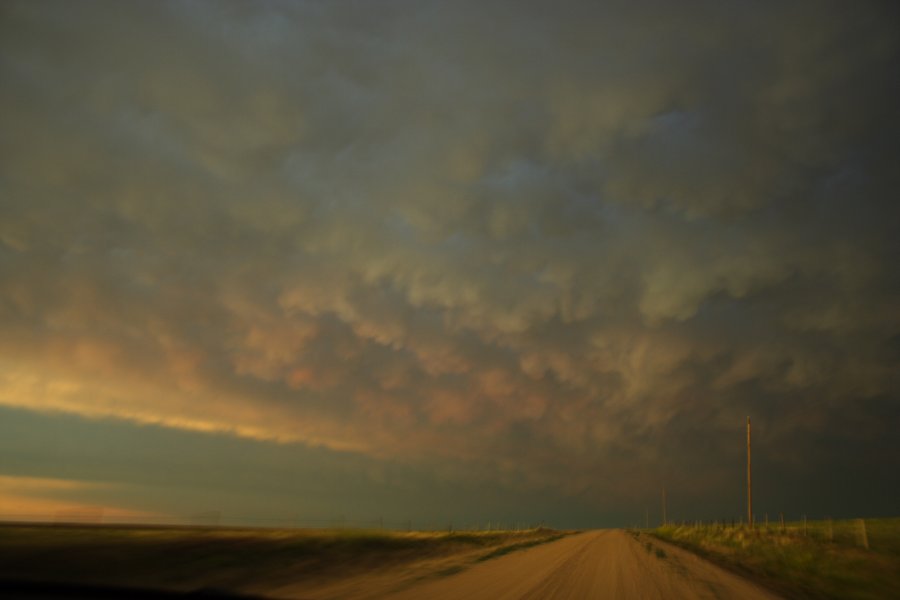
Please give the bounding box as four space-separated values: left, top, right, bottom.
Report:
747 416 753 528
780 513 785 534
857 519 869 550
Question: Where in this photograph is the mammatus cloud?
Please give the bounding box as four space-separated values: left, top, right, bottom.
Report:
1 1 898 520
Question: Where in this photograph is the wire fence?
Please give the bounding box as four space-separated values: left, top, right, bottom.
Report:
645 515 888 551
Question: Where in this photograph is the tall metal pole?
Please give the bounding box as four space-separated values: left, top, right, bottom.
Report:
747 416 753 528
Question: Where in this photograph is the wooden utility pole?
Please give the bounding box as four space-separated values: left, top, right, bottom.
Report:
662 487 667 526
747 416 753 528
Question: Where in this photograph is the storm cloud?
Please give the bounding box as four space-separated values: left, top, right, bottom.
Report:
1 0 898 525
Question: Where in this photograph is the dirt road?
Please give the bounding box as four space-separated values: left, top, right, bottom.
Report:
382 530 780 600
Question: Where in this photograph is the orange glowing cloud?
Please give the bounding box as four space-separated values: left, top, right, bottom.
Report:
0 475 161 523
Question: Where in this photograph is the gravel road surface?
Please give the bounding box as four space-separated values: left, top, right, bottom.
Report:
383 530 780 600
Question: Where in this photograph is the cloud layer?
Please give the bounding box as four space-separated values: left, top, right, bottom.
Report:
2 0 899 522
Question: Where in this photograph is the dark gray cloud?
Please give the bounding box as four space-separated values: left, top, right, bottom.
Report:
1 0 898 525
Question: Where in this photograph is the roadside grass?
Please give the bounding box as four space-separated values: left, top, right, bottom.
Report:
648 518 900 600
0 522 565 593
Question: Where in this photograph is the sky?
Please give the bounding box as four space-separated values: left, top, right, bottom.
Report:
1 0 899 529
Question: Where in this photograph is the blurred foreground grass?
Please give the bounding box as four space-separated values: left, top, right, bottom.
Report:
0 522 564 596
650 517 900 600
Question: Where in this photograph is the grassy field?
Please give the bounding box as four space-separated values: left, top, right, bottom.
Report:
0 522 566 597
649 517 900 599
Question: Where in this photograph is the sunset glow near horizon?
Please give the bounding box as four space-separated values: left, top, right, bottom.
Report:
1 1 899 529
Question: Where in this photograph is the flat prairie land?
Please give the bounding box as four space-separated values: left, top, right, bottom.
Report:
0 522 566 599
0 524 786 599
12 520 892 599
650 518 900 600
